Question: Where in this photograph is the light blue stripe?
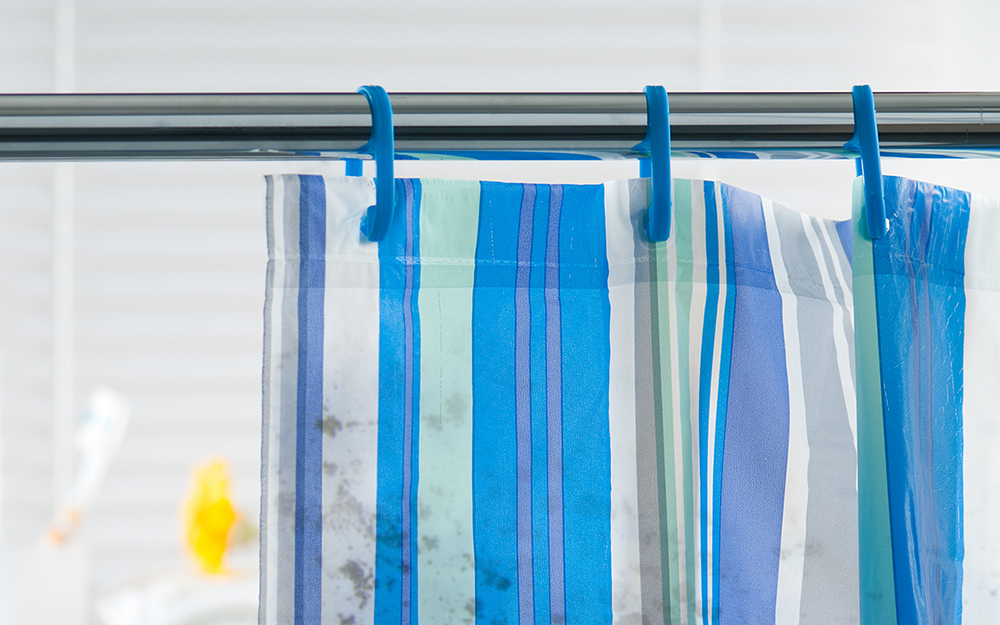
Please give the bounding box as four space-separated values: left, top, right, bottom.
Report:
402 180 422 625
472 181 522 624
375 179 421 624
558 184 612 625
698 180 721 625
294 175 325 625
711 183 736 625
874 177 967 625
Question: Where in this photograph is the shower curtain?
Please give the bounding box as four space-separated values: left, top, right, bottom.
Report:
855 176 1000 625
259 174 859 625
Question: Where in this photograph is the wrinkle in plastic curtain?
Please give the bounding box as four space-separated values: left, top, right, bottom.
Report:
855 176 1000 625
260 175 858 625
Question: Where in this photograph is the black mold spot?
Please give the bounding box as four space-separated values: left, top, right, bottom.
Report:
479 566 513 592
445 392 469 425
320 414 344 437
421 535 439 551
338 559 374 609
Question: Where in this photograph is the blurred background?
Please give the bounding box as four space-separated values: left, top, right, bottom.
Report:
1 0 1000 622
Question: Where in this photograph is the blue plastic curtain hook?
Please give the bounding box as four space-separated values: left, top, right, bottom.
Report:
844 84 887 239
356 85 395 242
345 158 363 177
635 86 672 242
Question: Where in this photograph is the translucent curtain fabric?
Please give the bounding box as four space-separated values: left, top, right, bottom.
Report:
854 176 1000 625
260 175 859 625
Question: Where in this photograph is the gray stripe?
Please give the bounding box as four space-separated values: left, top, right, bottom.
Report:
629 178 666 624
276 174 301 625
812 220 857 393
824 220 854 297
260 175 275 624
815 220 852 312
772 206 859 625
820 220 856 390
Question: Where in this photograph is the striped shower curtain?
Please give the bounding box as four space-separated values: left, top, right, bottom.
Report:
855 176 1000 625
260 175 858 625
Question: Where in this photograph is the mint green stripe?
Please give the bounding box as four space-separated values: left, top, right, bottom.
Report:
653 236 683 625
417 180 480 624
853 179 898 625
671 179 698 625
647 235 677 623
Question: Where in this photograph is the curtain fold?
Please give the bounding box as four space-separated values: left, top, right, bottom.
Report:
261 174 858 625
854 176 1000 625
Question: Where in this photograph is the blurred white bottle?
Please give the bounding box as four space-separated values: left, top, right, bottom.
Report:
47 387 130 545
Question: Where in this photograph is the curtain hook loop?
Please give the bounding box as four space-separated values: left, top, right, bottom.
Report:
356 85 395 242
635 85 672 242
844 84 887 239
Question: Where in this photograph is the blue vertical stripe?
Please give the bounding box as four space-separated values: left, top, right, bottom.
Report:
472 181 522 623
698 181 722 625
375 179 422 625
294 175 325 625
717 185 789 624
874 177 967 625
835 219 853 266
402 180 422 625
558 184 612 625
545 186 566 625
711 184 737 625
530 184 552 625
515 184 537 625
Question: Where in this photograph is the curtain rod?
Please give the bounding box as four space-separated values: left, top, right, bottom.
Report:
2 91 1000 160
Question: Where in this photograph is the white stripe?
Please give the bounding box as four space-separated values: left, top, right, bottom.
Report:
263 174 285 625
704 182 727 621
687 181 707 623
666 191 689 625
816 220 858 452
321 176 380 625
764 199 810 625
961 192 1000 621
818 222 854 321
605 180 642 623
800 214 857 451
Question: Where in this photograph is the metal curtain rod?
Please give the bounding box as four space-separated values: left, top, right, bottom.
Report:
2 91 1000 160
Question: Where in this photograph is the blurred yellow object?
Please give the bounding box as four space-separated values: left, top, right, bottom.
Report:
184 458 237 574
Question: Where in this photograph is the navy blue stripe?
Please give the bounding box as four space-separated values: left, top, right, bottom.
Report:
717 185 789 624
698 181 721 625
874 177 967 625
530 184 552 625
294 175 325 625
711 184 736 625
558 184 612 625
835 219 853 266
472 181 522 623
374 179 422 625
